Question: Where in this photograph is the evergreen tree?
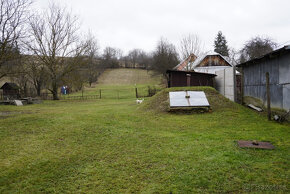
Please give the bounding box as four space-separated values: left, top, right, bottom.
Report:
214 31 229 56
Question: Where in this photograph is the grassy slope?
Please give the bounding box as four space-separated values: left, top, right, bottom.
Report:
0 70 289 193
97 68 162 86
68 68 163 99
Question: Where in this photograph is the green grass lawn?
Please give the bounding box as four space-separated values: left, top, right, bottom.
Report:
0 69 289 193
64 68 163 99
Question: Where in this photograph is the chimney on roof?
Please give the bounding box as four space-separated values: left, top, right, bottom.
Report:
189 53 197 62
186 74 191 87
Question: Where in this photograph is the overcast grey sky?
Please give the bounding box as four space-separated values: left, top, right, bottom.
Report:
34 0 290 55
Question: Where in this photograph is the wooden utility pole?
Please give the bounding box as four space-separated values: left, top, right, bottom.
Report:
241 68 244 104
233 66 237 102
82 87 84 99
135 88 138 98
266 72 271 121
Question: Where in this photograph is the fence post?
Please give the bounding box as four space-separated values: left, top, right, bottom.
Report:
233 66 237 102
266 72 271 121
99 89 102 99
241 68 244 104
117 90 119 99
223 69 226 96
135 88 138 98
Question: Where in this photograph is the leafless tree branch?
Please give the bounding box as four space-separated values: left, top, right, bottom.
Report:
179 33 203 60
0 0 32 79
25 2 89 100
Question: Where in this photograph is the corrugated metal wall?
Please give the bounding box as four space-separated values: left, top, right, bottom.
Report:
279 54 290 110
243 53 290 110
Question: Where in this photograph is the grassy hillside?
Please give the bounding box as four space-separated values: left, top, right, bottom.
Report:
97 68 163 86
0 85 289 192
68 68 164 99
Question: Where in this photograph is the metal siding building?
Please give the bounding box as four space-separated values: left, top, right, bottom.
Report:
238 45 290 110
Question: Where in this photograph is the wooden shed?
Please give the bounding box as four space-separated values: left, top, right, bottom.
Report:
167 70 216 88
0 82 20 99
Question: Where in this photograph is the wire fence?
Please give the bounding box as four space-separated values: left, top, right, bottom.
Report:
40 86 161 100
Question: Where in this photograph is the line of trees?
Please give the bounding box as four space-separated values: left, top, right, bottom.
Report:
0 0 280 100
0 0 155 100
0 0 98 100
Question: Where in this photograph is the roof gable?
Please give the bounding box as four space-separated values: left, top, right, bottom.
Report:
191 52 232 69
172 52 233 72
173 54 197 71
0 82 19 90
195 55 232 68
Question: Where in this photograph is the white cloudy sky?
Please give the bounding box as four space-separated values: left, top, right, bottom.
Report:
33 0 290 55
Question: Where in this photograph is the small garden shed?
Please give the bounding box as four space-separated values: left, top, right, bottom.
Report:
0 82 20 99
167 70 216 88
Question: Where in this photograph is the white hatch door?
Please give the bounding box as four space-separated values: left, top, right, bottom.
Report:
169 91 210 107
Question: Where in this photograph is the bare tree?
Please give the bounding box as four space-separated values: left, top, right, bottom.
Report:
0 0 32 80
101 47 122 68
84 34 102 87
23 56 48 96
179 34 203 61
11 62 29 96
25 3 89 100
228 48 239 66
128 49 140 68
127 49 151 69
239 36 277 63
152 38 179 76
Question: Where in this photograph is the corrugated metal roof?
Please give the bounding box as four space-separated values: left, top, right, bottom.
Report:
166 69 217 76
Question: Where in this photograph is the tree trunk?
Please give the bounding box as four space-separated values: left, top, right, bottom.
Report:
34 80 42 96
52 81 59 100
36 85 41 96
23 82 28 97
